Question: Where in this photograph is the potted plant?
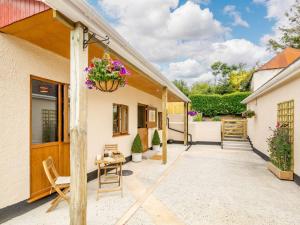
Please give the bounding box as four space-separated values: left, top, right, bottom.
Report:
242 109 255 118
85 53 130 92
267 122 293 180
152 129 161 152
188 111 197 122
131 134 143 162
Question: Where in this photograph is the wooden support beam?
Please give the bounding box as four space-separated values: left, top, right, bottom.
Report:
162 87 168 164
183 102 188 146
69 23 88 225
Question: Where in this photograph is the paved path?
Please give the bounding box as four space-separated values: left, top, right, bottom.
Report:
129 145 300 225
3 145 300 225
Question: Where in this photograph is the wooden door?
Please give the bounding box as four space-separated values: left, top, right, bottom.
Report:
138 104 148 151
29 77 70 202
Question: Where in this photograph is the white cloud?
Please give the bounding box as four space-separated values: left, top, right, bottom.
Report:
165 59 205 79
253 0 296 45
97 0 269 84
207 39 269 66
224 5 249 28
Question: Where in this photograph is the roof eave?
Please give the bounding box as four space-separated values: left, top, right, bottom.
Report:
242 58 300 104
42 0 190 102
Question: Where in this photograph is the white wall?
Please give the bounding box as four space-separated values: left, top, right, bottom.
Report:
251 69 282 91
87 86 162 172
247 75 300 176
0 34 162 208
168 115 221 143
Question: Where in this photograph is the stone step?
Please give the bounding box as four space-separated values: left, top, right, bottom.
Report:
223 143 252 148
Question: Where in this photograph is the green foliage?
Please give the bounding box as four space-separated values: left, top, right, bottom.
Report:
212 116 221 121
152 130 161 146
267 125 292 171
242 109 256 118
190 82 214 95
131 134 143 153
229 69 254 92
268 0 300 51
190 92 251 117
173 80 190 97
193 113 203 122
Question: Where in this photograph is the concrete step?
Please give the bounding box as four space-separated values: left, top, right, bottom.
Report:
222 140 252 151
223 143 251 148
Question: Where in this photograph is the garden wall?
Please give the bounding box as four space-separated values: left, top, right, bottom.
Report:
168 115 221 143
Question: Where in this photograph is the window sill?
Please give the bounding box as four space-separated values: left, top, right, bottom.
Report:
113 133 130 137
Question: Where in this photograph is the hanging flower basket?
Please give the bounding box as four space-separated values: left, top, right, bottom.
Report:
85 53 130 92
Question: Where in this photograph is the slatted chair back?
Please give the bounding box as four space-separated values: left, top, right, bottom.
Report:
104 144 119 154
42 156 59 187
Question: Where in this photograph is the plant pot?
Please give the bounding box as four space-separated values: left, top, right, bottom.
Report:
267 162 293 181
95 80 120 92
132 153 142 162
153 145 161 152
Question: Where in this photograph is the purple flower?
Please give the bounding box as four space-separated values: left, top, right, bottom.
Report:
120 66 129 75
112 60 122 70
188 111 198 116
84 67 89 72
85 80 94 89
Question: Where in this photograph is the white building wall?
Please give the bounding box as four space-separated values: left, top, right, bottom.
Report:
251 69 282 91
0 34 162 208
247 75 300 176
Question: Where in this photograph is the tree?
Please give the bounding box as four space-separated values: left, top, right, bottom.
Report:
229 69 254 92
190 82 214 95
211 61 239 85
268 0 300 51
173 79 190 97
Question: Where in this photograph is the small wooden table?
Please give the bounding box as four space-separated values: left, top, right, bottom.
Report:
95 153 125 200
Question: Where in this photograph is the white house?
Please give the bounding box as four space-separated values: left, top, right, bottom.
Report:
0 0 189 210
243 48 300 184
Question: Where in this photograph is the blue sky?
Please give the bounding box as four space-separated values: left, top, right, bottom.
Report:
88 0 294 84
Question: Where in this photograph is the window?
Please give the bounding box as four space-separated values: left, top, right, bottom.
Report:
277 100 294 144
158 112 162 130
31 79 58 143
147 107 157 128
113 104 129 136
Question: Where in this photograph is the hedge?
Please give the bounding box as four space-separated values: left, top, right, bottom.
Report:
190 92 251 117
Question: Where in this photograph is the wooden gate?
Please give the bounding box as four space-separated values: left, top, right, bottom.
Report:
221 119 247 141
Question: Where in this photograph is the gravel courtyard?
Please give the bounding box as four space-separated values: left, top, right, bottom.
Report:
3 145 300 225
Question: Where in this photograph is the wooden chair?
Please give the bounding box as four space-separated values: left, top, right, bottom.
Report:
42 156 70 212
96 144 124 200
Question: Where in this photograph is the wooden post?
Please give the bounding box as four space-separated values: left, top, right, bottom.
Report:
183 102 188 146
69 23 88 225
162 87 168 164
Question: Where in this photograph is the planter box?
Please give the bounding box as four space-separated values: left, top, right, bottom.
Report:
267 162 293 181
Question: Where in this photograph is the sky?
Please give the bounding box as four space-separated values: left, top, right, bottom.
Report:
88 0 296 85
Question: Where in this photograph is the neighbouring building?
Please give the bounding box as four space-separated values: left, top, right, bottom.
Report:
0 0 189 209
243 48 300 182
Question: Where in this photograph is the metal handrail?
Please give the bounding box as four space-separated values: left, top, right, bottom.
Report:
167 117 193 151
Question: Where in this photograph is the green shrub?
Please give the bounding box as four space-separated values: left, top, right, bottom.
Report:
131 134 143 153
267 124 292 171
242 109 255 118
193 113 203 122
152 130 161 146
212 116 221 121
190 92 251 117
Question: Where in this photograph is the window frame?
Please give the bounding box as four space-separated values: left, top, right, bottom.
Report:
113 103 129 137
158 112 162 130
